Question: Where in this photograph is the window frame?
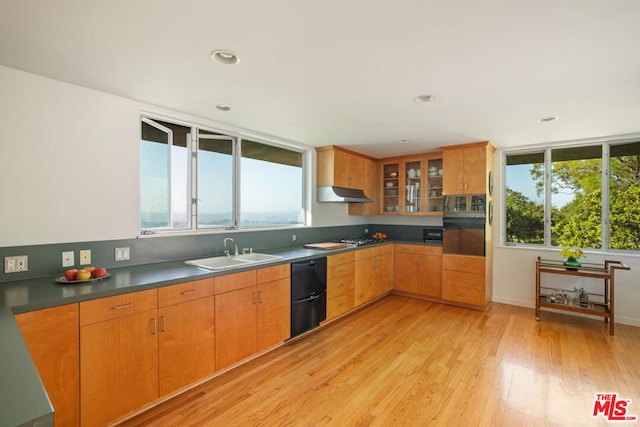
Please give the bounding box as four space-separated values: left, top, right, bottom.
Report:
140 114 308 235
501 134 640 254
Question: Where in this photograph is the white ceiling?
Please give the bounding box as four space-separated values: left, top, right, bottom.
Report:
1 0 639 158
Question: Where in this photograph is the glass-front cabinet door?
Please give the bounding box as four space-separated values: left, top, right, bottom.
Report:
382 163 400 213
404 159 423 213
380 154 443 216
427 158 443 212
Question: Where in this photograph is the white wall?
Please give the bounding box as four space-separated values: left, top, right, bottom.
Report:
0 66 141 246
490 148 640 327
0 65 368 247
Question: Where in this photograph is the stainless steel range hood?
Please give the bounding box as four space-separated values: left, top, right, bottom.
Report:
317 186 373 203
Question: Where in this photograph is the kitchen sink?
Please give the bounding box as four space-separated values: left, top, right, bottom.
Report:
233 252 283 263
185 253 283 271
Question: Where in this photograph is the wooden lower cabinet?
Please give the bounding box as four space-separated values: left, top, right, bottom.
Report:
394 244 442 298
326 252 356 321
257 277 291 351
158 278 215 397
442 254 487 307
215 285 257 370
15 304 80 427
80 300 159 427
355 245 393 306
215 265 290 370
79 281 217 426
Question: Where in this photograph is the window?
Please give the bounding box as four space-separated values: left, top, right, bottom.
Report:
140 116 305 233
505 152 544 244
504 138 640 252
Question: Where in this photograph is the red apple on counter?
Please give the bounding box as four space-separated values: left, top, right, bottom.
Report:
64 269 78 281
85 266 95 273
75 269 92 281
92 267 108 278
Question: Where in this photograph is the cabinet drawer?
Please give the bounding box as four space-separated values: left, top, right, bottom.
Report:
328 262 355 280
394 243 442 256
257 263 290 284
327 273 355 296
80 289 158 326
326 291 355 320
442 254 485 274
354 246 376 261
215 270 256 294
442 270 485 306
158 278 215 307
327 251 355 267
354 245 391 261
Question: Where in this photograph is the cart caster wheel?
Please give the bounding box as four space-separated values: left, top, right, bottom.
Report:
535 316 540 321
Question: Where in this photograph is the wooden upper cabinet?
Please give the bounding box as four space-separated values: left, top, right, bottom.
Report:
442 148 465 195
442 141 494 195
316 145 366 189
348 157 380 215
379 152 443 216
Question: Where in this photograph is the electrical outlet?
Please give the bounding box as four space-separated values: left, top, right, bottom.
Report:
79 249 91 265
291 234 297 242
364 228 369 234
4 255 28 273
62 251 74 267
115 247 130 261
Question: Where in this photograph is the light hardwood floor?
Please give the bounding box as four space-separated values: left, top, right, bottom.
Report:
119 295 640 426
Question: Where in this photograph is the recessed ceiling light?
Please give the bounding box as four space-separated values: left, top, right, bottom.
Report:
414 95 435 103
539 116 559 122
397 139 411 144
213 105 231 112
210 50 240 65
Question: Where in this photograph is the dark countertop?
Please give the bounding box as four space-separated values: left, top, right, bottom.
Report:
0 240 438 426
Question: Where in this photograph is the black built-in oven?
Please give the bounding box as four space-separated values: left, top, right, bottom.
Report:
443 195 486 256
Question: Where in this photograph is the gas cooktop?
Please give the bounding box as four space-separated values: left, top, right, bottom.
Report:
339 238 379 247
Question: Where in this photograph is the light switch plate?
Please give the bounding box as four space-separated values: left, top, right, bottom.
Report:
115 247 130 261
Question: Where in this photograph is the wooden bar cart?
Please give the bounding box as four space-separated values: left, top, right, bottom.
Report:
535 256 630 335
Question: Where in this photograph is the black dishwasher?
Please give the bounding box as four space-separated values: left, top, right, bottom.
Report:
290 257 327 338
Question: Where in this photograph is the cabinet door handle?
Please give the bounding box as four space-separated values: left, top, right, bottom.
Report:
258 290 263 304
338 268 347 273
253 292 258 304
152 318 157 335
180 289 197 295
161 315 167 332
111 303 133 310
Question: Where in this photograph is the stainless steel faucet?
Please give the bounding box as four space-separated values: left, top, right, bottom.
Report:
223 238 238 256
